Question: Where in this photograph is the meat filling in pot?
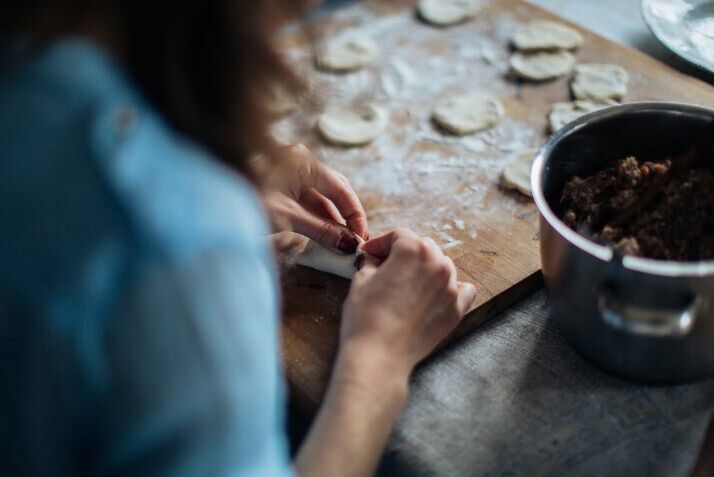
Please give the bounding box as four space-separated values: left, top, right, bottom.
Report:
559 156 714 261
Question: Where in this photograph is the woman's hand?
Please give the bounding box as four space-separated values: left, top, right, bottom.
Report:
260 143 368 254
338 229 477 388
295 229 476 477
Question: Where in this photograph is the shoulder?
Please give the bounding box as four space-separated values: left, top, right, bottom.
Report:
0 38 274 315
2 38 272 250
0 40 290 474
95 100 271 259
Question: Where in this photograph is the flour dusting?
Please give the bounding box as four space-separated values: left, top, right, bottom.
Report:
274 2 538 251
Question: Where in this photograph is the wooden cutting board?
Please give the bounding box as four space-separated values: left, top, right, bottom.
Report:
274 0 714 415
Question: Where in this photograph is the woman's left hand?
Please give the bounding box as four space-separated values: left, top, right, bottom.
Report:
259 143 368 255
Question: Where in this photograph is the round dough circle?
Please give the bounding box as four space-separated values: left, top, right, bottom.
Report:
318 104 386 146
512 20 584 51
571 63 629 101
418 0 481 26
510 50 575 81
548 99 617 132
501 148 538 196
432 93 503 135
317 36 377 72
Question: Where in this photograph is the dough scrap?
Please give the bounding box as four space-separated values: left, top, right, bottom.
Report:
512 20 584 51
501 148 538 196
418 0 481 26
571 63 629 101
294 237 364 279
510 50 575 81
317 36 377 72
432 93 503 135
548 99 618 132
318 104 387 146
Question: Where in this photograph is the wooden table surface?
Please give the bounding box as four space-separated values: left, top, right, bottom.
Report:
302 1 714 475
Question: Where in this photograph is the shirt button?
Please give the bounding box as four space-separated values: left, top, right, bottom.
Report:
112 106 139 138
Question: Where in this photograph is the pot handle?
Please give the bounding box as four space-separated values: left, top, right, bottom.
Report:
598 289 701 338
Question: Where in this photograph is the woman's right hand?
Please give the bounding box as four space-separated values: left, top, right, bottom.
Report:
336 229 477 388
296 230 475 477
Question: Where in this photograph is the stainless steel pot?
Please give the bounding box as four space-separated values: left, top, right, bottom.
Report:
531 102 714 383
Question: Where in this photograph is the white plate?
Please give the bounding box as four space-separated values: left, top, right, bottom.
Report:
641 0 714 75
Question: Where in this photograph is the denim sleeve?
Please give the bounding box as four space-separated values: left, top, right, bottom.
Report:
91 245 293 477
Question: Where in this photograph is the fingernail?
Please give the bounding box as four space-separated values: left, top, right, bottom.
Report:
354 254 365 270
337 231 359 254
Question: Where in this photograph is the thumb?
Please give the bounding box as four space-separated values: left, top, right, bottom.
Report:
361 229 419 259
292 206 362 254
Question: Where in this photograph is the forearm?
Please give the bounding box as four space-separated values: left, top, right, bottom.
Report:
294 343 409 477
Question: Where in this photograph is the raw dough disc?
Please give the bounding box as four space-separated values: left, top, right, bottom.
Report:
432 93 504 135
294 237 365 279
510 50 575 81
501 148 538 196
571 63 629 101
318 104 387 146
512 20 584 51
317 36 377 72
548 99 617 132
418 0 481 26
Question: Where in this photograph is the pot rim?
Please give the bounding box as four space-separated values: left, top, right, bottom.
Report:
531 101 714 278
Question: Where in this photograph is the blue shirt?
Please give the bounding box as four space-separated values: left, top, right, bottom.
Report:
0 39 292 476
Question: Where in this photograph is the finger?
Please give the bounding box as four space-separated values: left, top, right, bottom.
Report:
292 208 362 254
308 162 368 239
265 192 361 254
301 188 345 225
421 236 444 261
455 282 477 317
420 283 470 357
420 236 458 288
355 253 381 271
441 252 458 287
354 254 380 279
361 228 420 259
353 253 381 287
269 145 368 238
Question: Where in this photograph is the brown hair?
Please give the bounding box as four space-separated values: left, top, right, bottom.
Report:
0 0 307 182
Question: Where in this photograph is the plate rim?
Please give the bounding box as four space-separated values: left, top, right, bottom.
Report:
640 0 714 76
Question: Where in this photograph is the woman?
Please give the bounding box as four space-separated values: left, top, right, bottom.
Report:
0 1 476 475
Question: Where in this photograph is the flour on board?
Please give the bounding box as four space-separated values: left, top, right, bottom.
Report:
275 4 537 250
